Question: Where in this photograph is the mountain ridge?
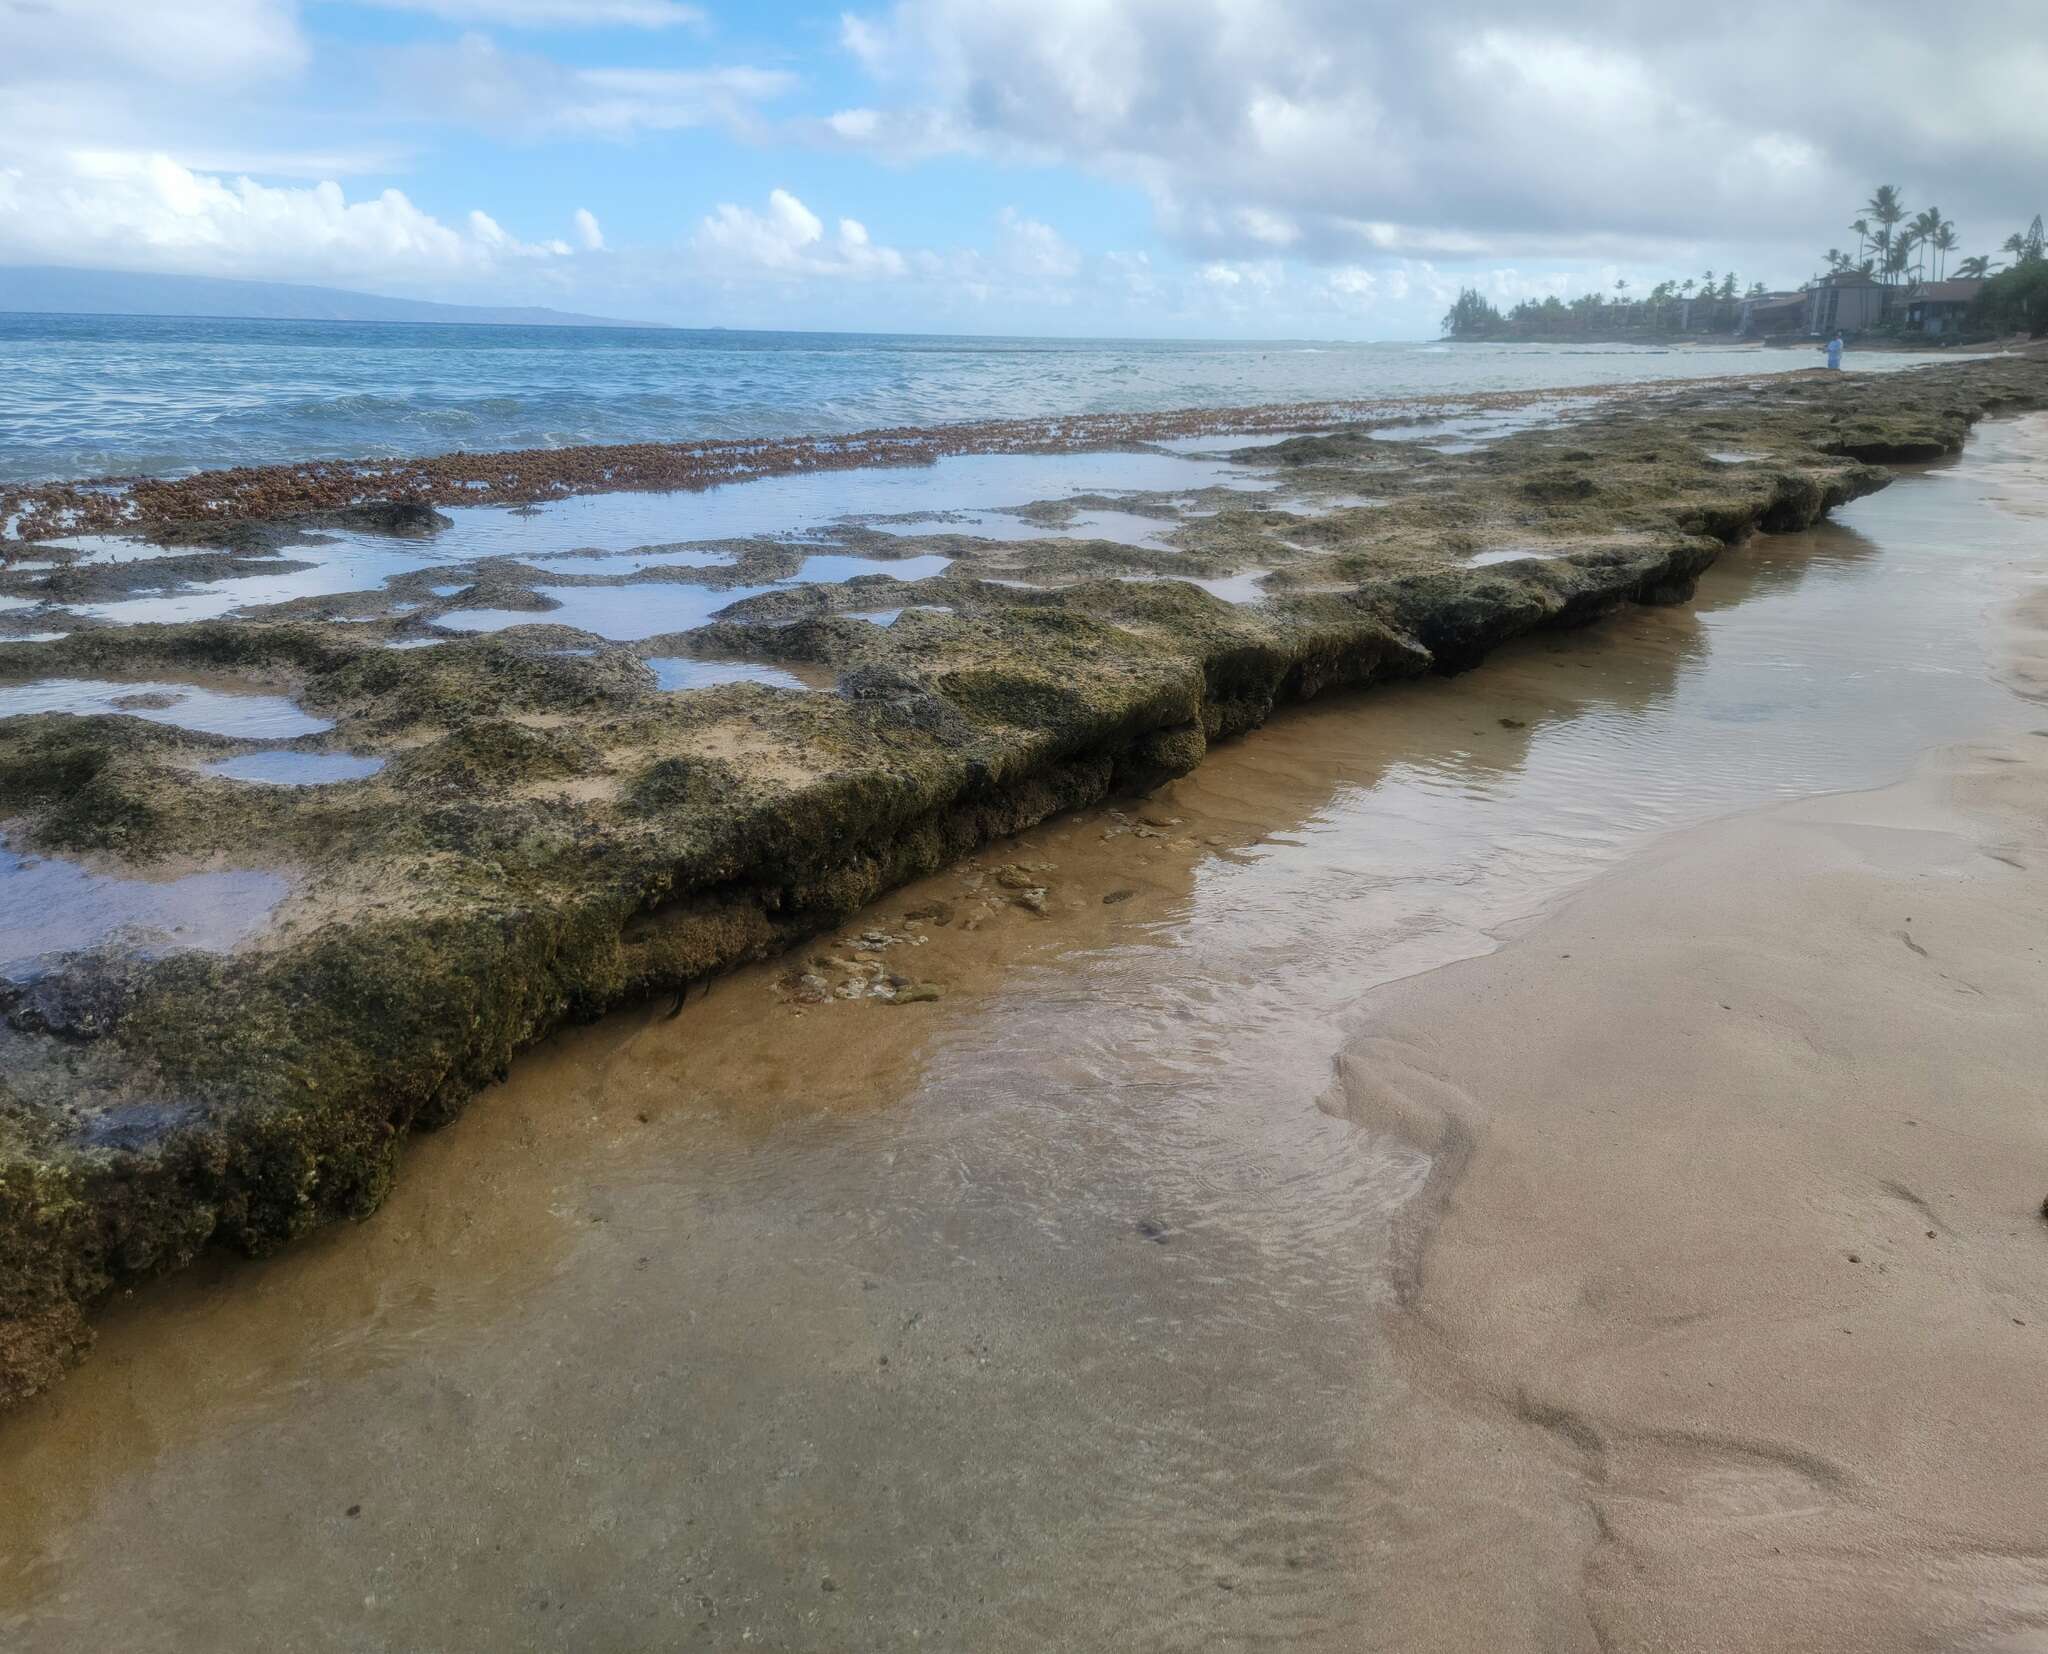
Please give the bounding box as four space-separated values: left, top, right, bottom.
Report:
0 266 660 328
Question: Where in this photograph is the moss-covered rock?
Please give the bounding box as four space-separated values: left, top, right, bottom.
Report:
3 353 2045 1408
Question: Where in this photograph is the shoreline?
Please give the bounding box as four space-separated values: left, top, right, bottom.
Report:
1 417 2044 1643
1343 458 2048 1646
0 369 1851 547
3 356 2046 1412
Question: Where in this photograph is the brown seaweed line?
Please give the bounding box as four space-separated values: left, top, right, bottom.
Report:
0 373 1778 548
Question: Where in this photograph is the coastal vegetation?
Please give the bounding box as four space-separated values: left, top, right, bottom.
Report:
1439 273 1764 342
1443 189 2047 341
1971 217 2048 336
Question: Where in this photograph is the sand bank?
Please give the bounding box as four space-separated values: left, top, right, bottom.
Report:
1344 610 2048 1648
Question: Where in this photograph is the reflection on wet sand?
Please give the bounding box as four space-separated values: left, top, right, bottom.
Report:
2 427 2042 1650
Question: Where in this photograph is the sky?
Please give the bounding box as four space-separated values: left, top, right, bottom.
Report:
0 0 2042 339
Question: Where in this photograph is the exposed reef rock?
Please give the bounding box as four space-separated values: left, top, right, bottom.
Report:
2 355 2045 1407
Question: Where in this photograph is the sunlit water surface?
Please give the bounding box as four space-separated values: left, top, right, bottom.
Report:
0 314 1977 483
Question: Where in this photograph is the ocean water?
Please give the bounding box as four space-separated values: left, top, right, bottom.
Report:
0 312 1971 485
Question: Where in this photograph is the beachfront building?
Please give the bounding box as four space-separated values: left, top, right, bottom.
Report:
1736 290 1809 337
1904 278 1986 335
1806 271 1887 334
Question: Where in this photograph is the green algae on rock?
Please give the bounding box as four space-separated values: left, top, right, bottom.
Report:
3 355 2047 1409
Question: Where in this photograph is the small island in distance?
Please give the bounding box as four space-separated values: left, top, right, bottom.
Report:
0 265 661 329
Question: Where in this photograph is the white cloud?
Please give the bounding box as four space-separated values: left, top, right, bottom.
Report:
0 0 306 86
356 0 708 26
0 149 582 283
831 0 2048 281
839 12 890 69
385 35 797 139
694 188 908 279
574 207 606 250
161 146 414 180
995 208 1080 279
468 208 572 258
567 67 799 137
811 104 973 163
1326 266 1377 303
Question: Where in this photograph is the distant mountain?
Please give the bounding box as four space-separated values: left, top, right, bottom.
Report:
0 266 659 328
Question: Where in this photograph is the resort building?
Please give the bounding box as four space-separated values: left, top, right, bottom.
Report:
1736 290 1809 336
1904 278 1985 336
1806 271 1888 334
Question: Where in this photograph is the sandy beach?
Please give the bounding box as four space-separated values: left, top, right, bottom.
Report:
1347 600 2048 1642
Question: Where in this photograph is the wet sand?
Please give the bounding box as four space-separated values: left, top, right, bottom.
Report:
3 417 2046 1649
1346 448 2048 1650
1352 728 2048 1652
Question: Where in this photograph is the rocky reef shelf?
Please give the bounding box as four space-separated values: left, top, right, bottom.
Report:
2 355 2045 1409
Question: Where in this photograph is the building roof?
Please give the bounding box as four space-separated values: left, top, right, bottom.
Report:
1911 279 1985 305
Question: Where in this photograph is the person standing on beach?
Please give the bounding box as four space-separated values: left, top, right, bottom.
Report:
1827 333 1844 369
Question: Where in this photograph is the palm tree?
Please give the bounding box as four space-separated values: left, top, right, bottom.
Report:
1957 255 1990 280
1910 207 1943 282
1824 247 1848 273
1931 221 1958 281
2001 218 2044 267
1864 185 1907 295
1850 218 1872 265
1883 236 1913 297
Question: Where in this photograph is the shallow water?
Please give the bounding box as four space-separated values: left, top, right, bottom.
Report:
201 752 386 787
0 678 331 738
1468 546 1568 567
646 658 824 693
2 418 2044 1650
0 847 288 982
13 451 1264 633
62 542 449 626
1120 568 1274 602
870 504 1184 550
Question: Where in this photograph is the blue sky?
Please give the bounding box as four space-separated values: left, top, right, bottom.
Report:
0 0 2040 338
